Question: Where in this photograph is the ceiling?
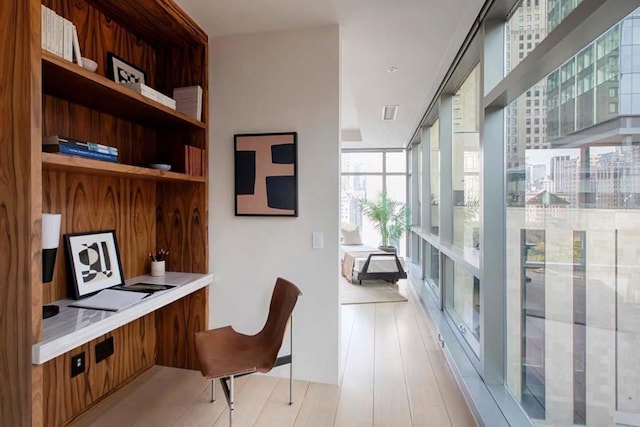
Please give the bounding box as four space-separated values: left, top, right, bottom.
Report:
175 0 484 149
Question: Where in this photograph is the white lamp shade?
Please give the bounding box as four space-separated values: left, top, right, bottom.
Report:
42 213 61 250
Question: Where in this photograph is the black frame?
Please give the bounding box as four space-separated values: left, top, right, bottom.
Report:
234 132 298 217
106 51 147 85
354 252 407 284
64 230 125 299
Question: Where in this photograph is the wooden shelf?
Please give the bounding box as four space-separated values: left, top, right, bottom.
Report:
42 152 206 183
85 0 208 47
42 52 205 130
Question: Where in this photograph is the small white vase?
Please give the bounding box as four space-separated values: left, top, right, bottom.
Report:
150 260 165 277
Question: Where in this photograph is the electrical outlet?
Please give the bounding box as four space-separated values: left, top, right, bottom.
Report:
95 337 114 364
70 352 85 378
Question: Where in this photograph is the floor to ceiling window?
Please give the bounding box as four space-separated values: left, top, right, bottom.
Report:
505 8 640 426
452 66 481 264
430 120 441 235
407 1 640 426
341 149 407 254
446 258 481 355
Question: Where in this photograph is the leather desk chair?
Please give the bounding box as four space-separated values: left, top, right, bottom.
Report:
195 277 302 426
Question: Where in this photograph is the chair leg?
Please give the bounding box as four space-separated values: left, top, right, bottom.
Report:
211 378 215 403
289 314 293 405
229 375 235 426
220 375 235 427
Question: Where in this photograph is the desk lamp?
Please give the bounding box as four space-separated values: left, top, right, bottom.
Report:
42 213 61 319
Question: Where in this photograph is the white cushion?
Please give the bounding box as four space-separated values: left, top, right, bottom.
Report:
341 227 363 245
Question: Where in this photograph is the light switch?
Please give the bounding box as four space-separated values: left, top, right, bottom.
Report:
312 232 323 249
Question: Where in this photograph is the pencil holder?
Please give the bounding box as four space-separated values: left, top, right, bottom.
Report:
150 260 165 277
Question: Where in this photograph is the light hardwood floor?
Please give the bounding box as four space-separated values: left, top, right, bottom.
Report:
71 281 476 427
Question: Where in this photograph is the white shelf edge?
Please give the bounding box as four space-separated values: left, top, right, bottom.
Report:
32 272 213 364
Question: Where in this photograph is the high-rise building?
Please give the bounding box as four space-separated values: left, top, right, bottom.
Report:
546 20 622 139
506 0 549 170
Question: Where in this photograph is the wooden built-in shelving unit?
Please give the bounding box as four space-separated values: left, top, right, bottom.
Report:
0 1 210 426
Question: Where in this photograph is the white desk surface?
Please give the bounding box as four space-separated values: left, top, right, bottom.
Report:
33 272 213 365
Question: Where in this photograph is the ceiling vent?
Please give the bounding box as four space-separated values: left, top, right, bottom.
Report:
382 105 398 121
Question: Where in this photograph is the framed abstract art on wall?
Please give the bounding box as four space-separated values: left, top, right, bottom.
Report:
234 132 298 217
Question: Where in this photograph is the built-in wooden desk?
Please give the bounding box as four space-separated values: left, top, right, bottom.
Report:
33 272 213 365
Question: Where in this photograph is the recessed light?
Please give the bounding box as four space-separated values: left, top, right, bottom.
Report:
387 66 398 73
382 105 398 121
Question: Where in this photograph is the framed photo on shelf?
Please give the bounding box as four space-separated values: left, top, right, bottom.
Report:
64 230 125 299
234 132 298 217
106 52 146 84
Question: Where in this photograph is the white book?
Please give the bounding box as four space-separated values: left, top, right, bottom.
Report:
69 289 150 312
55 13 64 57
45 8 54 53
63 19 73 61
41 6 46 50
62 19 70 61
124 83 176 109
50 10 56 55
52 10 59 56
72 25 83 67
52 10 58 56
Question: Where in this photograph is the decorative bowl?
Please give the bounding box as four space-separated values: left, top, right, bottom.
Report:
149 163 171 171
81 57 98 72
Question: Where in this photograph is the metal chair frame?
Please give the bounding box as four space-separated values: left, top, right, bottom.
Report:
210 315 295 426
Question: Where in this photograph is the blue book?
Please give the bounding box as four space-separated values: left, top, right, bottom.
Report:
43 142 118 163
43 135 119 156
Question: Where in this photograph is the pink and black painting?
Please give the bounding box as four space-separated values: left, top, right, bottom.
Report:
234 132 298 216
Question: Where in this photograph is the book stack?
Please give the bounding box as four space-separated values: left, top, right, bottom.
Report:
173 86 203 121
41 6 82 66
122 83 177 110
184 146 205 176
43 135 118 163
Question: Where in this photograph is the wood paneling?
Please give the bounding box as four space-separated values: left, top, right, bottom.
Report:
125 179 156 277
156 183 207 274
155 287 208 370
0 0 41 426
43 314 156 427
42 172 157 302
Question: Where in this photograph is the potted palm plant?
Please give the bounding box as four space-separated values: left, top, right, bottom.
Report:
359 191 410 253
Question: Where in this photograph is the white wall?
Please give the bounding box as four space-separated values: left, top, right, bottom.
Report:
209 26 340 385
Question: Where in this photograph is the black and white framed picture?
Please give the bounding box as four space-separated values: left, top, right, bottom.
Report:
64 230 125 299
106 52 146 84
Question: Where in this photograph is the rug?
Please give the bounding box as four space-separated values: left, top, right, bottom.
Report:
340 276 408 305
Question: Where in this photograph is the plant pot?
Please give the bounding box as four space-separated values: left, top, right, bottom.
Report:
150 260 165 277
378 246 397 254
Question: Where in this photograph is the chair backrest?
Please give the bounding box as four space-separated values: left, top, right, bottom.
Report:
255 277 302 371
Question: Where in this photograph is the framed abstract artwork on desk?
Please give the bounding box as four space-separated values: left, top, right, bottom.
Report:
234 132 298 217
64 230 125 299
106 52 147 84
